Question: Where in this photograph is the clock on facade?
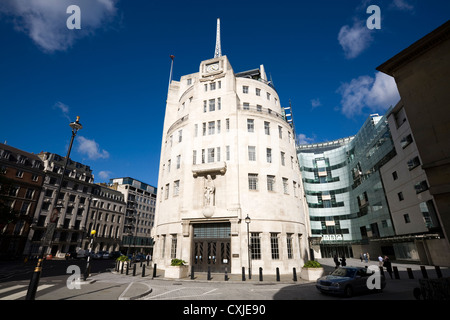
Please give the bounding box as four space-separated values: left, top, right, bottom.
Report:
206 63 219 72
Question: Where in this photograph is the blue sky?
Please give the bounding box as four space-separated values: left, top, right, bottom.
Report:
0 0 448 187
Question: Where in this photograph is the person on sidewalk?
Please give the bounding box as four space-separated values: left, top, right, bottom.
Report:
378 255 384 267
383 256 393 279
333 254 340 269
340 255 347 267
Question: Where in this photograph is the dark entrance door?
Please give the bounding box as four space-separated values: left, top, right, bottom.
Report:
192 223 231 273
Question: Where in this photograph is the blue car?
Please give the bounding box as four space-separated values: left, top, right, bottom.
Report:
316 266 386 297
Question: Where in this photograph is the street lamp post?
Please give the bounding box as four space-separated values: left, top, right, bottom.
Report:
83 197 99 281
26 116 82 300
245 214 251 280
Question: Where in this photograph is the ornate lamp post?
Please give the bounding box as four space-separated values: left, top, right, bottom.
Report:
245 214 251 279
26 116 82 300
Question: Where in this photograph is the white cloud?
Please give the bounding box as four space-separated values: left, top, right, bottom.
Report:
53 101 71 121
337 72 400 118
76 136 110 160
391 0 414 11
297 133 315 145
311 99 322 109
0 0 118 53
98 170 112 180
338 20 373 59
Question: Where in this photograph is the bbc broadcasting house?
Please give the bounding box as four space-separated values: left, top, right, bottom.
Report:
151 20 311 276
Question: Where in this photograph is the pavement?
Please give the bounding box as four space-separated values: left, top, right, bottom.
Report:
34 257 450 300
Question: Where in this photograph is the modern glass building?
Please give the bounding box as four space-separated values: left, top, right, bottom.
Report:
297 114 397 258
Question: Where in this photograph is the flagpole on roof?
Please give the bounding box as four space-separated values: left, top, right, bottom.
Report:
168 55 175 93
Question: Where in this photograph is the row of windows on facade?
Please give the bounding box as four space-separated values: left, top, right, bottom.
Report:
161 174 300 201
186 78 277 103
0 149 42 168
168 117 293 149
163 146 296 174
159 233 298 261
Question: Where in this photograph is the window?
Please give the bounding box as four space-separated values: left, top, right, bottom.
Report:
165 183 169 199
226 146 230 161
173 180 180 196
282 178 289 194
210 82 216 90
267 175 275 191
255 88 261 96
217 120 221 133
266 148 272 163
217 97 221 110
392 171 398 180
187 78 192 85
178 130 183 143
407 156 421 171
176 155 181 169
264 121 270 135
278 126 283 139
250 233 261 260
398 192 404 201
248 146 256 161
293 181 298 197
226 118 230 132
403 214 411 223
243 86 249 94
243 102 250 110
400 134 413 149
201 149 205 164
208 148 215 163
271 233 279 259
247 119 254 132
287 234 293 259
16 170 24 178
171 235 178 259
202 122 207 136
267 92 271 100
257 105 262 112
248 174 258 190
281 152 285 166
415 180 429 194
204 84 208 92
203 100 207 113
209 99 215 112
208 121 215 135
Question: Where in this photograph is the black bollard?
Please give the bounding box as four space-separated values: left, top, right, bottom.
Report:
242 267 246 281
393 266 400 279
133 263 137 276
276 267 280 282
435 266 443 278
207 266 212 280
126 262 130 275
191 265 195 280
293 267 297 282
225 267 229 281
420 266 428 279
121 261 124 274
407 268 414 279
152 263 157 278
259 267 263 282
142 265 146 277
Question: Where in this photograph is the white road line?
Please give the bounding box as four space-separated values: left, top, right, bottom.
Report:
0 284 54 300
0 285 26 295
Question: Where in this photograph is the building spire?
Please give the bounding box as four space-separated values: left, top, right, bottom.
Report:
214 18 222 58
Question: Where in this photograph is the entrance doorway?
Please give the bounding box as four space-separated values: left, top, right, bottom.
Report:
192 223 231 273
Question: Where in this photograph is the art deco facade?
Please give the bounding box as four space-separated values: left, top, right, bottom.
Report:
152 52 310 275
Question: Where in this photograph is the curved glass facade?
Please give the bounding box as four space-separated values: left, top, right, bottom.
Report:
297 115 396 257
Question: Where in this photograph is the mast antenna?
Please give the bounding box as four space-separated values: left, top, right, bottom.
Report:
214 18 222 58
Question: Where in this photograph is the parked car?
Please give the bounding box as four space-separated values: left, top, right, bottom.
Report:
102 251 110 259
316 266 386 298
110 251 122 259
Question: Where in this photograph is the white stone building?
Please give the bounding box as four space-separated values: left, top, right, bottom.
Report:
152 20 310 275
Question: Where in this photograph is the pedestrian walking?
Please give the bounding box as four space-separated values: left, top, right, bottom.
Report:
360 253 363 262
363 252 368 263
383 256 393 279
378 255 384 267
333 254 340 269
340 255 347 267
366 252 370 262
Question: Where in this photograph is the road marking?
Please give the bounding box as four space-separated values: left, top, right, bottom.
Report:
0 284 54 300
0 285 26 295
